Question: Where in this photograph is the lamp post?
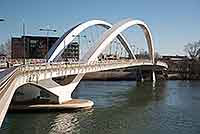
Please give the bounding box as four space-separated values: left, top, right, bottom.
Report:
22 23 26 65
0 18 6 63
39 28 56 62
131 44 135 54
109 41 112 55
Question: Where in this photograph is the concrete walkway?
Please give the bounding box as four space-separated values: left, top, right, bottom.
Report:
0 67 17 84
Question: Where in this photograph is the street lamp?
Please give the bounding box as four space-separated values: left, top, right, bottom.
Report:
131 44 135 54
113 40 120 58
22 23 26 65
39 28 56 62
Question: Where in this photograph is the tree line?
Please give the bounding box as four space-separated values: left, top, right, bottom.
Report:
184 40 200 60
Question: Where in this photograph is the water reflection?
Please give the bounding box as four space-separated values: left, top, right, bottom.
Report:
49 109 94 134
1 109 95 134
2 113 56 134
49 113 80 134
2 80 200 134
126 81 167 107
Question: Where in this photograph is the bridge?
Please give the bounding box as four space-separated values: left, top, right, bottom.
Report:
0 18 167 127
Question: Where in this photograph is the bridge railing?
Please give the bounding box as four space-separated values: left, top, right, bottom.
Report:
18 59 157 73
0 67 19 93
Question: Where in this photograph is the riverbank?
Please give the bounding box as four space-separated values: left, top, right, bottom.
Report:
167 73 200 80
163 59 200 80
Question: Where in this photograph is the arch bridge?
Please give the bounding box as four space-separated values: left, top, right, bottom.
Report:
0 18 168 127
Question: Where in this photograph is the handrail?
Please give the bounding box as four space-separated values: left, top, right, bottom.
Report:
18 59 167 73
0 67 19 89
0 67 20 98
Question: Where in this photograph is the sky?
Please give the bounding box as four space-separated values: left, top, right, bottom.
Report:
0 0 200 55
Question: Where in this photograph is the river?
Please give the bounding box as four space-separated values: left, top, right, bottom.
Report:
1 80 200 134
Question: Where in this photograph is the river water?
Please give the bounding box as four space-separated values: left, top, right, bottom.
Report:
1 80 200 134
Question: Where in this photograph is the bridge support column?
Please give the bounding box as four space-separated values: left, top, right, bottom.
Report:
152 71 156 82
152 71 156 89
54 73 85 104
136 69 144 82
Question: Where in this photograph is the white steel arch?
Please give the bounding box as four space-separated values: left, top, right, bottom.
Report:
46 18 155 103
83 18 155 64
48 20 135 62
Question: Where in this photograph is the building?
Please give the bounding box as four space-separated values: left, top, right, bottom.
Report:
61 42 79 62
161 55 188 61
12 36 59 59
11 36 79 61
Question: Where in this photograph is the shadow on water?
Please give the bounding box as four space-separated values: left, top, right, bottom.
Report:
73 80 167 109
126 82 167 107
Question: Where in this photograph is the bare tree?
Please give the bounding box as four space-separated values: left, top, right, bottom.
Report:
184 40 200 59
155 52 160 59
0 39 11 58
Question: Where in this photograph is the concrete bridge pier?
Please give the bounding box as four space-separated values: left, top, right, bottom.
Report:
55 74 85 104
152 71 156 82
136 69 156 83
35 78 80 104
136 69 144 82
152 70 156 89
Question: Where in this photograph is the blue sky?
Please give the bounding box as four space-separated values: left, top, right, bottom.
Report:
0 0 200 55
